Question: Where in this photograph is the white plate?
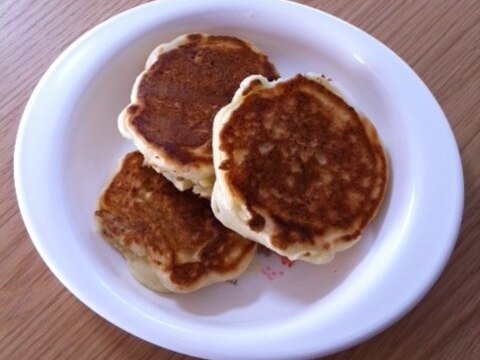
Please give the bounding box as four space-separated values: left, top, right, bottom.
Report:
14 0 463 359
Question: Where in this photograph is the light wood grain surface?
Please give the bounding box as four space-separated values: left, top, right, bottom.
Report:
1 0 479 359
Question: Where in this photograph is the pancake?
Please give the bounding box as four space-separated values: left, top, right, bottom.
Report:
95 151 257 293
118 33 279 198
211 74 388 264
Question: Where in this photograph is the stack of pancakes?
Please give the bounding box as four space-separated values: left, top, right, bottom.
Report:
95 33 388 294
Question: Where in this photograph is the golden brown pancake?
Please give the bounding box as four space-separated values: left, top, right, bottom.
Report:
211 74 388 264
95 151 257 293
118 33 279 197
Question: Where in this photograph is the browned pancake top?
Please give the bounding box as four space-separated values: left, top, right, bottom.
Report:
219 75 388 250
127 34 279 165
95 151 256 288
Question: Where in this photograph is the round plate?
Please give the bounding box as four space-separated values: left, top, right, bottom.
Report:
14 0 463 358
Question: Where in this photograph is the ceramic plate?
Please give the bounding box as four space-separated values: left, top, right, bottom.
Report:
14 0 463 358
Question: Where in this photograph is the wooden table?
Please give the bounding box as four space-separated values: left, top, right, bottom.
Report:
1 0 479 359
